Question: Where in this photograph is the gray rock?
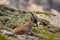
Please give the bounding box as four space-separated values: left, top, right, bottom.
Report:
17 34 40 40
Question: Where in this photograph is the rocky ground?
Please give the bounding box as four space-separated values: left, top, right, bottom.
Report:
0 4 60 40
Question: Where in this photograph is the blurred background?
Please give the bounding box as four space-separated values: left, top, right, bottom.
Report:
0 0 60 12
0 0 60 40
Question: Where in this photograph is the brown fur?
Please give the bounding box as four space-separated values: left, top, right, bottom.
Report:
12 19 37 35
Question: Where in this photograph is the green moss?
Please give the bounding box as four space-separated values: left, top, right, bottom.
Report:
0 34 9 40
34 11 56 16
32 26 60 40
0 33 20 40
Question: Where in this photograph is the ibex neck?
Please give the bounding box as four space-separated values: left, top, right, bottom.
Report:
25 20 33 28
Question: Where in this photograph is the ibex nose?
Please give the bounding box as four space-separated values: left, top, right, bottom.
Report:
34 24 38 27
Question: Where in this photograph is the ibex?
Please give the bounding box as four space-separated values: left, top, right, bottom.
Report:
12 13 38 35
0 12 38 37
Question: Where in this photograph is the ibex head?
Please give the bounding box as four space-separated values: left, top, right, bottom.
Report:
30 12 38 27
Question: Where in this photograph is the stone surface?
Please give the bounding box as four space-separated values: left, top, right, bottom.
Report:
17 34 40 40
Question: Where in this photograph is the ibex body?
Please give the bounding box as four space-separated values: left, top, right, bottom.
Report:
12 20 36 35
12 13 38 35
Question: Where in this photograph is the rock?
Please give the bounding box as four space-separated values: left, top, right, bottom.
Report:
17 34 40 40
0 30 17 38
0 30 41 40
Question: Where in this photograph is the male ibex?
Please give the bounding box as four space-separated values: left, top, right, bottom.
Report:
12 13 38 35
0 13 38 37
